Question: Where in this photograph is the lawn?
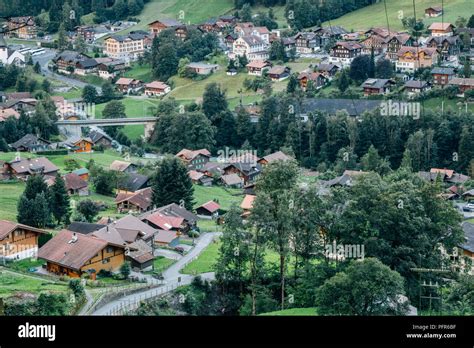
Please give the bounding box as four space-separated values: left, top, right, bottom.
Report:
100 0 234 38
124 63 154 83
193 185 243 212
181 239 293 275
423 97 474 113
144 256 176 274
326 0 471 32
260 307 318 316
0 181 25 221
253 5 288 28
181 239 221 274
0 271 68 298
197 219 220 232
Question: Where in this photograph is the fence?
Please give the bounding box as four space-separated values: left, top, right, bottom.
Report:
106 281 183 315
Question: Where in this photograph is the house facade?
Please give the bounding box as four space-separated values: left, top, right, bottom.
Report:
233 36 269 61
329 41 363 67
396 47 438 72
104 34 145 61
0 221 47 260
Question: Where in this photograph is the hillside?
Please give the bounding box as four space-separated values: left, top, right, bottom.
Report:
325 0 471 32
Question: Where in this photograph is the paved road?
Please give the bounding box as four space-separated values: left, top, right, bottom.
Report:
91 232 221 315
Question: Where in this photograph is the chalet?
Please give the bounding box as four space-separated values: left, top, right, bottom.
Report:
110 160 138 173
239 26 271 44
428 22 455 37
425 6 443 17
233 36 269 61
72 168 89 181
297 71 328 90
63 173 89 196
89 130 113 148
117 173 150 193
240 194 256 218
312 26 348 47
143 212 185 232
144 81 171 97
258 151 293 166
0 220 47 260
315 63 339 78
188 170 213 186
199 18 220 33
396 47 438 72
404 80 431 96
176 148 211 170
63 136 94 153
141 203 198 232
148 19 182 37
221 173 244 188
329 41 363 67
267 66 291 81
449 78 474 96
154 230 180 248
234 22 255 36
426 35 461 60
223 162 262 185
53 51 92 74
74 25 96 43
116 187 153 213
38 230 126 279
9 134 51 152
199 161 226 177
186 62 219 75
431 67 456 86
0 108 20 122
1 98 37 114
224 33 239 48
282 37 296 52
4 157 59 180
361 33 388 55
246 60 272 76
294 32 321 55
7 17 37 39
103 34 146 61
115 77 143 94
96 59 127 80
361 78 395 96
385 34 413 61
74 58 98 75
196 201 220 217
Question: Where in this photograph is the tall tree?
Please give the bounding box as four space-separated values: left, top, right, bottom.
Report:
49 173 71 225
152 157 194 210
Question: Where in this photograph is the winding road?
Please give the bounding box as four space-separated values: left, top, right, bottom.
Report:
90 232 221 316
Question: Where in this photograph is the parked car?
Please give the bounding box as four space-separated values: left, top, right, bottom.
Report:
174 246 185 255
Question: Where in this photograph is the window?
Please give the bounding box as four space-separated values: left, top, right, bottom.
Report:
102 258 110 264
106 247 114 254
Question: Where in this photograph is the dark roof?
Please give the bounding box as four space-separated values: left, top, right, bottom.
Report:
67 222 104 235
63 173 88 191
0 34 6 47
9 134 51 150
361 78 394 89
404 80 428 89
76 58 98 69
224 162 262 177
431 67 455 75
461 222 474 253
300 98 381 116
118 173 150 192
115 187 153 211
89 130 112 144
8 157 58 175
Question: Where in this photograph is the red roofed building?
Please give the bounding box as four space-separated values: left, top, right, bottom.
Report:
143 212 185 232
144 81 171 97
176 148 211 170
196 201 220 217
63 173 89 196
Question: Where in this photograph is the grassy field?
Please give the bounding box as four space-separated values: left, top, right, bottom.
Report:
144 256 176 274
193 185 243 211
181 239 221 274
253 5 288 28
260 307 318 316
326 0 471 32
0 270 68 298
0 182 25 221
123 64 155 83
101 0 234 38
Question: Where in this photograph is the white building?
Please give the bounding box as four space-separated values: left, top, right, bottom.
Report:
232 35 269 61
0 35 26 66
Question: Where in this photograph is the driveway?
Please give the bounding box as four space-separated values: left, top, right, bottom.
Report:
91 232 221 315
